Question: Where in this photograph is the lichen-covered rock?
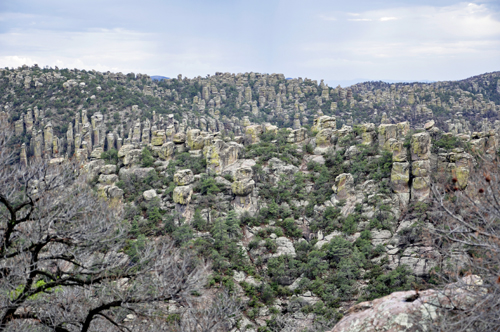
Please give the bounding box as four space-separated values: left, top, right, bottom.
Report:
410 132 431 161
391 162 410 191
231 178 255 196
378 124 397 149
187 129 206 150
315 129 333 148
118 167 155 181
245 125 263 144
90 147 103 159
122 149 141 166
411 176 430 201
204 139 241 174
332 173 354 200
314 128 334 154
151 130 166 146
173 185 193 205
173 132 186 144
97 184 123 199
387 139 407 162
233 166 253 181
411 160 430 177
312 115 336 132
157 142 174 161
117 144 135 158
174 169 194 186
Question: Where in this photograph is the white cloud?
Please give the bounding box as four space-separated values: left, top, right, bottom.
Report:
379 16 397 21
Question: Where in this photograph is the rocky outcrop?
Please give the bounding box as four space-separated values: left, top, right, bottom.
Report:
410 132 431 201
231 166 256 215
204 139 242 174
329 276 484 332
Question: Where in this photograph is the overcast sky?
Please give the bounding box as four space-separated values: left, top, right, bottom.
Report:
1 0 499 86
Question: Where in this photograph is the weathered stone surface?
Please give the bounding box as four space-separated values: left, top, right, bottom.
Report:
424 120 435 130
233 166 253 181
98 174 118 185
330 275 483 332
204 139 241 174
90 147 103 159
391 162 410 194
122 149 141 166
411 160 430 177
314 128 334 154
232 178 255 196
411 176 430 201
151 130 166 146
332 173 354 200
271 237 296 258
118 167 155 181
117 144 135 158
107 185 124 199
173 132 186 144
174 169 194 186
378 124 397 149
315 129 333 148
245 125 263 144
157 142 174 160
187 129 206 150
100 164 117 175
173 185 193 205
287 128 307 143
143 189 157 201
312 115 336 132
411 132 431 161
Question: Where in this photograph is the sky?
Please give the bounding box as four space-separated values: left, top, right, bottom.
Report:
0 0 499 86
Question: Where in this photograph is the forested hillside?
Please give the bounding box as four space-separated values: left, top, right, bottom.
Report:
1 65 500 331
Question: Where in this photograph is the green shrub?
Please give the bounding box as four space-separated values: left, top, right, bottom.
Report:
141 147 154 167
277 218 302 238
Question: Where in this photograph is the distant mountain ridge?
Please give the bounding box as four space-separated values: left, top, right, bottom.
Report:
151 75 170 81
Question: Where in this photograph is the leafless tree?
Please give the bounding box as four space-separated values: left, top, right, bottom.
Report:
0 119 237 331
414 158 500 331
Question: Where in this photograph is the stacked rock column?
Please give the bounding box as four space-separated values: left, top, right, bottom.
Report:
173 169 194 221
410 132 432 201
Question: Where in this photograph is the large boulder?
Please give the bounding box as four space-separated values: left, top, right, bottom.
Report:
174 169 194 186
329 276 483 332
245 125 263 144
231 178 255 196
173 185 193 205
204 139 242 174
312 115 336 132
332 173 354 201
143 189 157 201
287 128 308 144
151 130 166 146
